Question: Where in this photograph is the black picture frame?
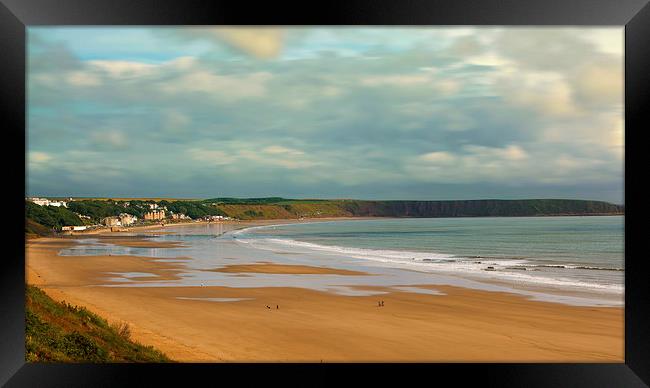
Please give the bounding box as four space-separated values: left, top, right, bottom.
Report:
1 0 648 386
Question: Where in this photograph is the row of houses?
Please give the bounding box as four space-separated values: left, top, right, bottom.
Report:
27 197 69 208
61 212 233 233
102 210 197 226
101 210 186 225
144 209 165 221
61 225 88 231
204 215 232 221
42 199 212 232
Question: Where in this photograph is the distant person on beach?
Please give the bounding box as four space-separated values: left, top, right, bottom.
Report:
276 305 279 309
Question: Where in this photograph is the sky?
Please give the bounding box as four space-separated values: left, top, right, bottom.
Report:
26 27 624 203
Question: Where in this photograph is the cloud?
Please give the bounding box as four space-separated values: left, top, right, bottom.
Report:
419 151 455 164
155 27 285 59
29 151 52 163
408 143 619 187
188 148 232 165
162 110 191 134
360 72 460 95
572 60 623 107
28 151 53 172
66 71 102 86
445 35 485 57
159 70 272 100
262 145 305 156
361 74 433 87
89 130 128 150
498 71 579 117
188 143 316 171
492 28 598 72
89 60 157 78
216 28 285 59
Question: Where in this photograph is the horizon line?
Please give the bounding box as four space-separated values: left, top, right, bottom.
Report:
24 195 624 205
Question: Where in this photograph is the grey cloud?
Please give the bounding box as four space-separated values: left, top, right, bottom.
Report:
493 28 600 71
445 35 486 57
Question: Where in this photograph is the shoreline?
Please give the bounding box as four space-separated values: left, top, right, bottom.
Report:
56 213 623 237
40 216 623 306
26 230 624 362
226 218 623 307
56 216 384 237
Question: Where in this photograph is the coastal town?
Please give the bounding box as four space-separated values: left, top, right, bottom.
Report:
26 196 625 237
26 197 234 234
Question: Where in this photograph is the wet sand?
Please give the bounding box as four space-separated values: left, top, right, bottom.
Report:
64 217 379 237
208 263 369 276
86 237 186 249
26 236 624 362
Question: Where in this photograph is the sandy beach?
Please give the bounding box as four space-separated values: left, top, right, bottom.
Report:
25 225 624 362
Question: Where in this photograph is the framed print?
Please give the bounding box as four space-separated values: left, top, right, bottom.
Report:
1 0 648 386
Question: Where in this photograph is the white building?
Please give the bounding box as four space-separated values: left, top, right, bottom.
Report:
61 225 86 231
119 213 137 226
204 215 231 221
27 197 67 207
102 217 122 227
28 197 50 206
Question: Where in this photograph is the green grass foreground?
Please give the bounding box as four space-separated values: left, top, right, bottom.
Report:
25 285 172 363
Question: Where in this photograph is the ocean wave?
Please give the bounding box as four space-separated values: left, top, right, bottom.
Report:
525 264 624 271
231 223 295 236
236 236 623 293
257 237 462 261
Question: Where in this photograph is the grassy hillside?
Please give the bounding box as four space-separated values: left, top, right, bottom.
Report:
65 199 226 222
213 198 624 220
64 197 199 202
25 201 83 232
214 202 352 220
26 197 624 226
26 285 171 363
338 199 624 218
26 219 51 238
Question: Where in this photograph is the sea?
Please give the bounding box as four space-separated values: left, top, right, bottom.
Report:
60 216 624 307
237 216 624 291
